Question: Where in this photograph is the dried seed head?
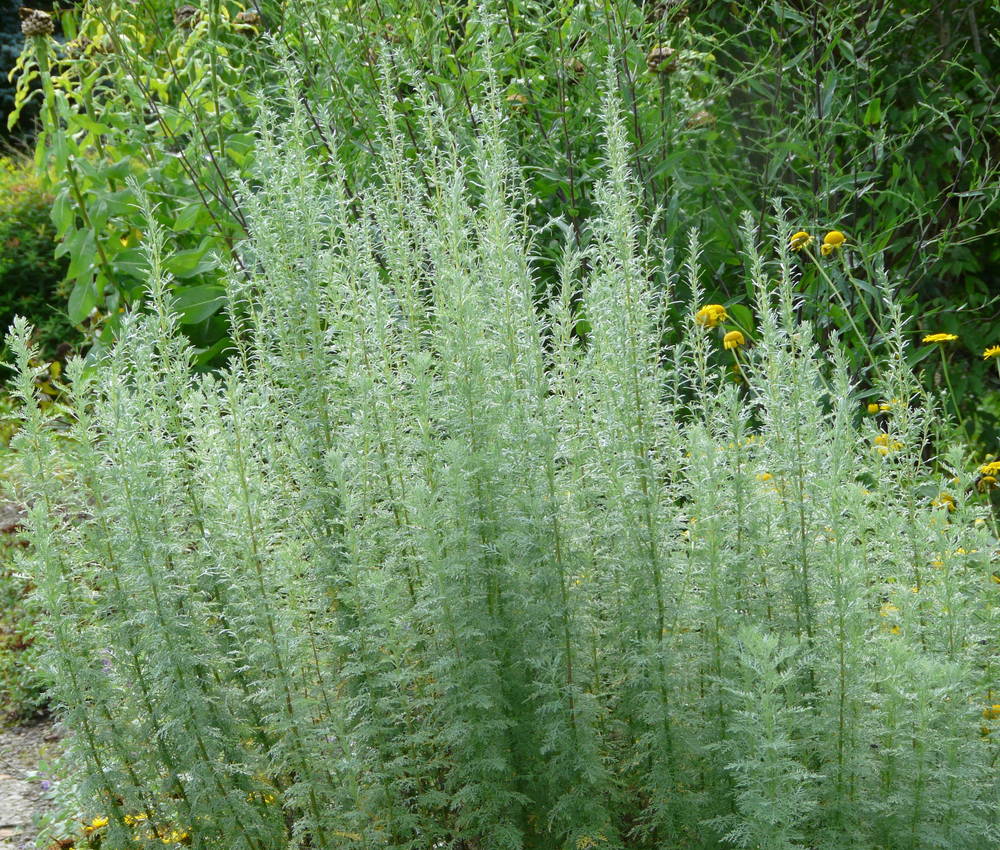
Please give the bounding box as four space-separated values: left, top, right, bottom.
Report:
686 109 715 128
173 4 200 28
19 8 54 37
646 45 677 74
646 0 688 24
563 57 586 81
234 9 262 32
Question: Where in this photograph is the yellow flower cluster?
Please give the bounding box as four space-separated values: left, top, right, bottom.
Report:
874 433 903 455
695 304 727 327
922 333 958 344
979 461 1000 476
790 229 845 255
85 816 109 834
820 230 845 256
83 813 190 845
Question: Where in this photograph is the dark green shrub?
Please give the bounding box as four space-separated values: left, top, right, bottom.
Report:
0 489 45 723
0 153 74 359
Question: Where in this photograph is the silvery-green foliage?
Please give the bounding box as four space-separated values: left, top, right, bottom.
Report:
7 57 1000 850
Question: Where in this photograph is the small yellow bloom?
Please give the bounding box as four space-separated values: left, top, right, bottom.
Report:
984 345 1000 360
867 403 879 414
790 231 813 251
124 813 148 826
983 705 1000 720
756 472 773 482
820 243 833 256
695 304 727 328
977 475 997 492
921 333 958 344
823 230 846 248
979 461 1000 476
723 330 745 350
85 817 109 834
931 492 956 512
873 434 902 451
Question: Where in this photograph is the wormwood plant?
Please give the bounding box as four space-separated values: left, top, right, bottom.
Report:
6 66 1000 850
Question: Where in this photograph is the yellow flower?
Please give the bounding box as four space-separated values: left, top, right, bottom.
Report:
879 602 901 634
790 231 813 251
85 817 109 834
756 472 773 482
695 304 727 328
983 705 1000 720
977 475 997 492
867 403 879 414
820 243 833 256
124 813 148 826
983 345 1000 360
723 330 745 350
823 230 846 248
931 492 956 512
921 333 958 344
978 461 1000 476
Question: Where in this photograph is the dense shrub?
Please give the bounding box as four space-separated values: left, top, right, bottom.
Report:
0 497 45 723
0 153 73 360
8 75 1000 848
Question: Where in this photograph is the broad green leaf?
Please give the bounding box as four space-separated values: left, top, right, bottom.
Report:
864 97 882 126
67 276 98 324
169 285 227 324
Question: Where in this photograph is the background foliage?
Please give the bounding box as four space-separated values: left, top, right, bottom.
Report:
8 0 999 422
0 154 73 361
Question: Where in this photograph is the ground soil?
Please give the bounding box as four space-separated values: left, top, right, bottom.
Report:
0 720 62 850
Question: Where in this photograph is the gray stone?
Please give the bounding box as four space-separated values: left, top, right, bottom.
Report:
0 778 33 827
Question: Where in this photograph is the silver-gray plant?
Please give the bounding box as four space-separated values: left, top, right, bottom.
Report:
6 63 999 850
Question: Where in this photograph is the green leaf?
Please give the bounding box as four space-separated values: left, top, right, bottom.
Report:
164 238 219 279
173 203 205 232
113 247 151 280
864 97 882 126
191 335 234 368
728 303 755 337
169 285 227 324
50 190 75 238
67 276 98 324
